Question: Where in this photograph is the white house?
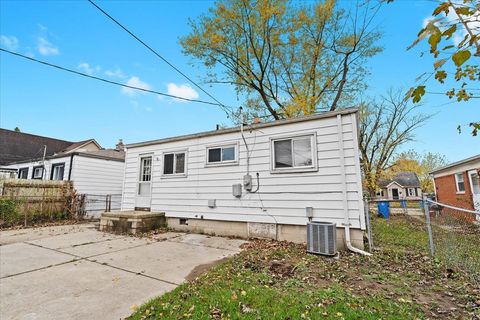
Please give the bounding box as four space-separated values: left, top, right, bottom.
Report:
120 108 366 249
2 132 125 217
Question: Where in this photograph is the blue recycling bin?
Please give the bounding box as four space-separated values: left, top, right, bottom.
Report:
377 201 390 219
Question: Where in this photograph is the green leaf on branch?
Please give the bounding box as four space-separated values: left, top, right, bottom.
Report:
434 70 447 83
442 24 456 39
411 86 425 103
452 50 471 67
433 2 450 15
428 31 441 54
433 59 447 69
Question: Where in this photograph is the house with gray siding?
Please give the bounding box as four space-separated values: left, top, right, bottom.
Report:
120 108 366 249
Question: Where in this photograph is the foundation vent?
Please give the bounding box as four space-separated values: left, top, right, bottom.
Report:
307 222 337 256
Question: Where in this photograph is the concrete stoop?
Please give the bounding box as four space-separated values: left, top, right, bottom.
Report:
99 211 166 234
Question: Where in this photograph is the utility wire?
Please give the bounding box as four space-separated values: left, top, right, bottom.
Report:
0 48 231 107
87 0 233 116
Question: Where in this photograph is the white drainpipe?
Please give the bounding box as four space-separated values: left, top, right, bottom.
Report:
337 115 371 256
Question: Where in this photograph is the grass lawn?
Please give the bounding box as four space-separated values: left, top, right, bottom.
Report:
129 216 480 320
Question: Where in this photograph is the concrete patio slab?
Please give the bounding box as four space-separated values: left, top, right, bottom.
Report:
0 223 95 245
0 259 176 320
171 233 246 251
26 229 123 250
0 242 75 278
0 225 245 319
92 240 239 285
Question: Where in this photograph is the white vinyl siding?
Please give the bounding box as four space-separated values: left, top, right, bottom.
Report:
121 112 365 230
70 155 124 196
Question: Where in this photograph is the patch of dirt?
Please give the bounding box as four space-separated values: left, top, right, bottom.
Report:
186 257 231 282
236 238 480 319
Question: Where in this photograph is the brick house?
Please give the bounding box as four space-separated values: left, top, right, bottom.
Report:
430 154 480 213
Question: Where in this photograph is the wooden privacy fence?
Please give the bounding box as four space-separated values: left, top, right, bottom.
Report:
0 179 82 227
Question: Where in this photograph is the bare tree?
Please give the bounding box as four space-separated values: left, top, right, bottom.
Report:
181 0 382 120
359 90 432 197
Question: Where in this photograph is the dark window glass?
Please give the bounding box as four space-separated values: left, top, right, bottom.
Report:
18 168 29 179
175 153 185 174
208 148 221 162
164 154 174 175
274 140 292 168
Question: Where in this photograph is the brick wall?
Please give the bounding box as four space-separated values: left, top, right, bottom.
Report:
434 172 473 210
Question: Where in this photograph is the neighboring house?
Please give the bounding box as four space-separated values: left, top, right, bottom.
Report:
120 108 366 249
377 172 422 200
430 154 480 212
1 128 126 217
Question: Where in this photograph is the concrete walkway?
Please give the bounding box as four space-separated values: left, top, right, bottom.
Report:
0 224 245 319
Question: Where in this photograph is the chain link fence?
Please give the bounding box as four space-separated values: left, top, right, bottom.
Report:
366 197 480 284
424 198 480 284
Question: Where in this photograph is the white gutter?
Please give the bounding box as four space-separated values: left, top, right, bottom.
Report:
337 114 371 256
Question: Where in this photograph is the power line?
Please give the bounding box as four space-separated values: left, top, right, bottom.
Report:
87 0 233 116
0 48 232 107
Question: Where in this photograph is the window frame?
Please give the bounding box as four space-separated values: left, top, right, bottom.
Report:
407 187 416 197
18 167 29 179
161 150 188 178
454 172 465 194
32 165 44 179
270 133 318 173
205 142 239 167
50 163 65 181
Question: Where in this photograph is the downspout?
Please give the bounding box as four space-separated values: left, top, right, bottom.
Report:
337 114 371 256
67 153 75 181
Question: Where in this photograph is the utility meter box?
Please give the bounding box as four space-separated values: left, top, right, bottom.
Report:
243 174 252 191
232 184 242 198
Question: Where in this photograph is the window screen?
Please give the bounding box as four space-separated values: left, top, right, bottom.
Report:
273 136 313 169
18 168 29 179
163 154 174 175
163 152 186 175
456 173 465 192
208 148 221 163
51 164 65 180
207 145 236 164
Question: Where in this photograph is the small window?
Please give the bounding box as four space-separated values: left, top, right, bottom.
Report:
51 163 65 180
163 152 186 176
455 173 465 193
18 168 29 179
407 188 415 197
207 145 236 164
32 166 44 179
139 157 152 182
272 135 315 172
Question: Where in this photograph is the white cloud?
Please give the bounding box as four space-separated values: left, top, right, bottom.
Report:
166 83 199 101
37 37 59 56
77 63 94 75
122 76 151 96
0 35 19 51
105 68 127 79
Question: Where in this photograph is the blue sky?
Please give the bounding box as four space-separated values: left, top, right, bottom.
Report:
0 0 478 162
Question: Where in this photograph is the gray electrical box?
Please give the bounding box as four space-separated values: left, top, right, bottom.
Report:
232 184 242 198
208 199 216 208
243 174 252 191
306 207 313 218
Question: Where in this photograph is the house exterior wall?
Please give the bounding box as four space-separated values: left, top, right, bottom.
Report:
434 172 474 210
432 158 480 211
70 155 124 195
5 156 72 181
121 112 366 235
